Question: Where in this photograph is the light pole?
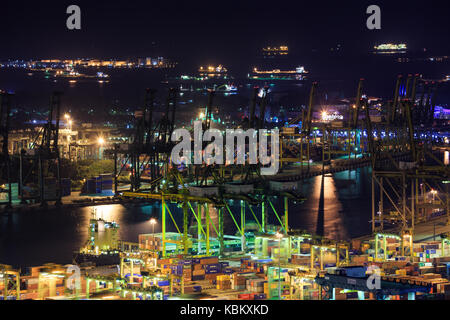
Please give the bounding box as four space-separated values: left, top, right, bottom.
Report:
434 223 436 241
431 190 437 202
65 114 72 159
150 218 157 253
276 231 283 300
150 217 157 234
98 137 105 160
64 113 71 131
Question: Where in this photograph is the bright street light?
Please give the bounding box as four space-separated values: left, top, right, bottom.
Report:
150 218 157 234
275 231 283 300
97 137 105 160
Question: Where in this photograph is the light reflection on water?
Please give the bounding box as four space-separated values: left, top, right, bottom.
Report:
0 167 374 267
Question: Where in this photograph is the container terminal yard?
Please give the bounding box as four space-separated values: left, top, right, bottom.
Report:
0 1 449 307
0 71 449 301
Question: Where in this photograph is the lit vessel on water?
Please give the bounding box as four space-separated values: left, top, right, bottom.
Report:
248 66 308 82
373 43 407 54
31 66 111 83
168 64 236 91
197 64 229 79
73 210 121 266
177 65 231 82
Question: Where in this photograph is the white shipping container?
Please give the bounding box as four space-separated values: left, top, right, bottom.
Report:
269 181 298 191
224 184 254 194
188 186 219 197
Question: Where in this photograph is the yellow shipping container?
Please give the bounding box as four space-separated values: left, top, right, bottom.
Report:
395 269 407 276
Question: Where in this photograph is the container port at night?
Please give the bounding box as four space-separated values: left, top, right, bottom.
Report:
0 0 449 309
0 70 448 302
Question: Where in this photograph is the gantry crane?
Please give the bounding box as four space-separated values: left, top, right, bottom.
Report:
20 92 63 207
367 75 448 257
194 89 221 186
0 91 12 209
281 82 317 171
130 88 157 191
109 88 178 193
242 86 269 183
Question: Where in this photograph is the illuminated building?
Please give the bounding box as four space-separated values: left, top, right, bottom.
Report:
40 59 62 63
1 57 177 71
113 61 128 67
146 57 167 67
87 59 102 67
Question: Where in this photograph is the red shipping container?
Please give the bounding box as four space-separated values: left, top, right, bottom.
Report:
238 293 250 299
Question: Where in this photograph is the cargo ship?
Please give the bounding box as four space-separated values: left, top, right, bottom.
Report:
73 209 121 266
174 65 232 82
40 67 110 83
197 65 229 79
248 66 308 83
73 250 121 266
167 65 236 91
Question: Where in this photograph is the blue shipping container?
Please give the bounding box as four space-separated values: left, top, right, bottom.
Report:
344 267 367 278
205 269 219 274
206 263 221 270
256 259 272 263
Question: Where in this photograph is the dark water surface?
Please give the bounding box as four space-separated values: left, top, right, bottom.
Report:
0 167 373 268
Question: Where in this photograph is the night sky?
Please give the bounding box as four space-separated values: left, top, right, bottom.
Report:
1 0 449 67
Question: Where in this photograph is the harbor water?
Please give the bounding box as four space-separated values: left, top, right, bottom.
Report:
0 167 373 267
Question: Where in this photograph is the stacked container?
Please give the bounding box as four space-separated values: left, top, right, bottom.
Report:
246 278 266 293
100 174 113 195
216 275 231 290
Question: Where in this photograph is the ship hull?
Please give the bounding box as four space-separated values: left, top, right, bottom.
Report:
73 252 121 266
